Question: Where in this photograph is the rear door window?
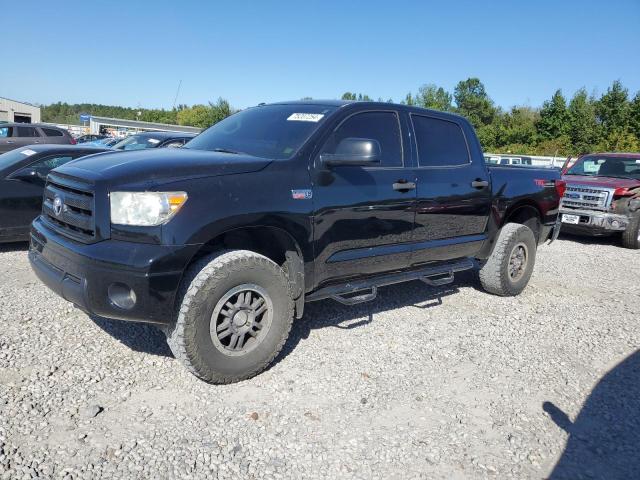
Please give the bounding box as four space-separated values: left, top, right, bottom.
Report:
16 126 40 138
411 115 470 167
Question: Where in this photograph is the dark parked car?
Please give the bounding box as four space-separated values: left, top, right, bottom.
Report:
0 123 76 153
112 131 197 150
29 101 563 383
76 134 107 144
0 145 109 242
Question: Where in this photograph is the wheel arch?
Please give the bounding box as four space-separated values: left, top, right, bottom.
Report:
502 201 543 242
180 224 307 318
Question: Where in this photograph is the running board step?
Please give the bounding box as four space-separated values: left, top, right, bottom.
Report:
420 271 455 287
331 287 378 305
307 258 475 304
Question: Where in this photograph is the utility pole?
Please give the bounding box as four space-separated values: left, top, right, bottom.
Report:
172 80 183 110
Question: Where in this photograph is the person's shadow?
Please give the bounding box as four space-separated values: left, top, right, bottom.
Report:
543 350 640 479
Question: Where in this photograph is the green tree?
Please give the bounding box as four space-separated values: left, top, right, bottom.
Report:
537 89 569 140
341 92 371 101
494 107 539 149
453 78 496 127
629 92 640 140
402 93 416 106
595 80 630 138
415 84 453 111
176 105 212 128
567 88 598 155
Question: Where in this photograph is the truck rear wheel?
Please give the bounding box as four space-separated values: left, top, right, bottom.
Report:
166 250 294 384
621 215 640 249
479 223 537 296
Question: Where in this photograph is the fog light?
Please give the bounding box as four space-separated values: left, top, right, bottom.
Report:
108 283 137 310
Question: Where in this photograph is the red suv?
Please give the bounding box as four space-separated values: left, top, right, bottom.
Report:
560 153 640 249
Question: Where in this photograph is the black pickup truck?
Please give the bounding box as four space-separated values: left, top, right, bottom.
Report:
29 101 563 383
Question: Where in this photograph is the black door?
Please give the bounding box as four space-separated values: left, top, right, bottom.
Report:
409 113 491 266
0 154 76 240
311 110 416 287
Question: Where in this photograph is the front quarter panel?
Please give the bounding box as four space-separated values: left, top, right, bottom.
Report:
159 159 314 263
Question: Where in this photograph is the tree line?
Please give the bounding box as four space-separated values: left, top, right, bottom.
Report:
41 98 233 130
41 78 640 156
345 79 640 156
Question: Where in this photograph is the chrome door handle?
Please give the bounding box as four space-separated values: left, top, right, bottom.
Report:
393 181 416 192
471 180 489 189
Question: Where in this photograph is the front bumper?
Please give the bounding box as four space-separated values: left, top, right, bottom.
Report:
29 216 201 325
559 208 630 235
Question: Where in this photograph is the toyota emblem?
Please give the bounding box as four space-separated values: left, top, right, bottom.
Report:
53 196 63 216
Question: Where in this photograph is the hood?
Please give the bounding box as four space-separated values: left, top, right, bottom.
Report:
562 174 640 189
55 148 272 187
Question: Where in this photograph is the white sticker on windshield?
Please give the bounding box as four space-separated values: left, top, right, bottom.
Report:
287 113 324 122
636 159 640 164
148 138 160 144
20 149 37 156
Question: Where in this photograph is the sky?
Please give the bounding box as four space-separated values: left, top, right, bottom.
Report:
3 0 639 111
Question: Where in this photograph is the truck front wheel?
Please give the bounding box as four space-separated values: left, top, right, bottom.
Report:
621 215 640 249
479 223 537 296
166 250 294 384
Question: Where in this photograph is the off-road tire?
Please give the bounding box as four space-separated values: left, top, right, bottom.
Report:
479 223 537 296
165 250 294 384
621 215 640 249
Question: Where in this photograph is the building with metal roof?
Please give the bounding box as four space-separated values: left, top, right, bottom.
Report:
0 97 41 123
88 116 202 136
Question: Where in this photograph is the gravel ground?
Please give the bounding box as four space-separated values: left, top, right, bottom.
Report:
0 235 638 480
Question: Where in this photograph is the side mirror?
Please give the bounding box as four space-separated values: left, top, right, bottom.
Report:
320 138 381 167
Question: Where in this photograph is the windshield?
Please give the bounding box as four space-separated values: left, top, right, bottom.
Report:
113 134 163 150
0 148 38 171
566 155 640 179
184 104 337 160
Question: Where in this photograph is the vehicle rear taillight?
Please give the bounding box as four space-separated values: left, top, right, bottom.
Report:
555 180 566 198
70 137 77 145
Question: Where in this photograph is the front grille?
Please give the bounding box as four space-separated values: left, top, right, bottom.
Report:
561 184 614 211
42 173 96 242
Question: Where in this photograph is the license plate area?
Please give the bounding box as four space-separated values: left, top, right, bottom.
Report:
562 214 581 225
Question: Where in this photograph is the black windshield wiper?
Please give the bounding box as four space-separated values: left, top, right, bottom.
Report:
211 148 243 155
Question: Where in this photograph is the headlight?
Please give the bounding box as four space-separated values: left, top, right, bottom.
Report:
110 191 188 226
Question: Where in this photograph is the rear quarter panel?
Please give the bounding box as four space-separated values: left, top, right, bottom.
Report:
488 165 561 226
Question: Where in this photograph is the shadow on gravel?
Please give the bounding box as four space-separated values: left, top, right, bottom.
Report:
87 270 481 366
557 232 621 247
0 241 29 252
274 272 479 366
544 350 640 480
90 315 173 358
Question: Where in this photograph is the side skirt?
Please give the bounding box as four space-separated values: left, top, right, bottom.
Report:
306 257 476 305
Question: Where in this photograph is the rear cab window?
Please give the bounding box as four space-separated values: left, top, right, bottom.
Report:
411 114 470 167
